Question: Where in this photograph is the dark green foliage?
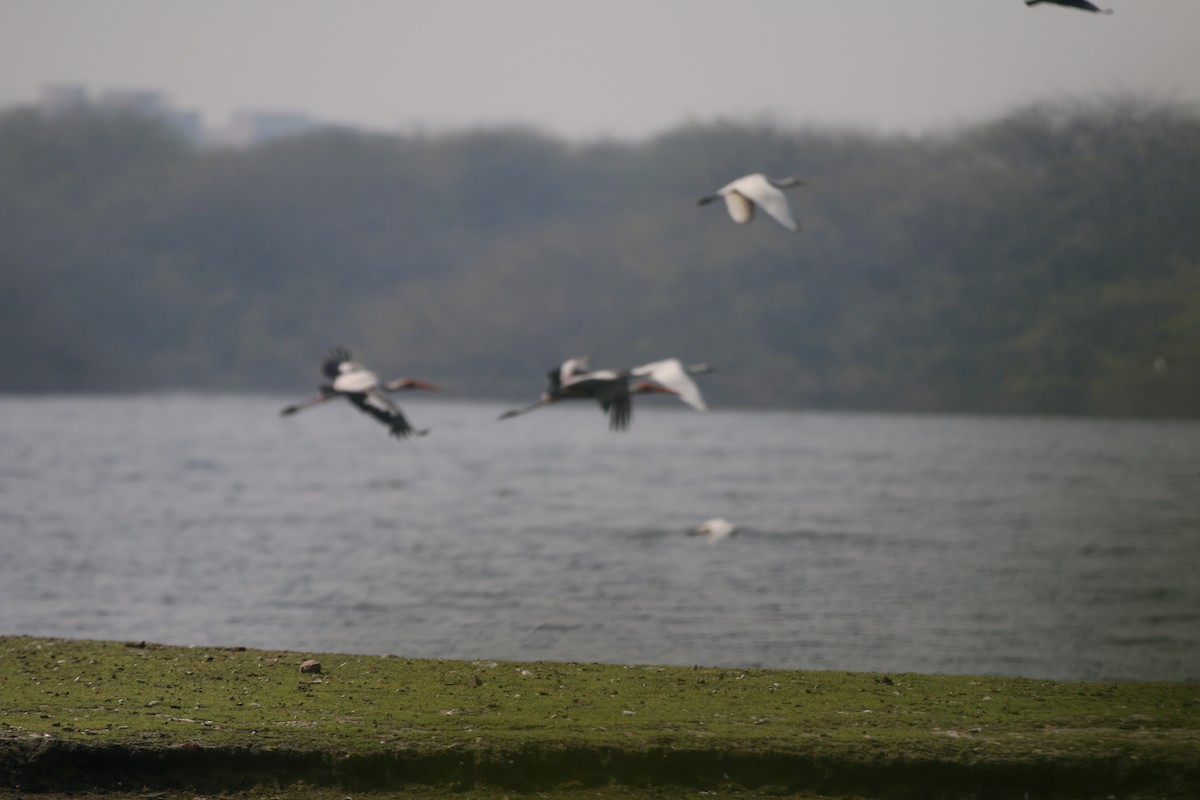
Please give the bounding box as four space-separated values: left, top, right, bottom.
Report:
1 98 1197 416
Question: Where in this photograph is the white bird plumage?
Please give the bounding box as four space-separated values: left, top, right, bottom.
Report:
699 173 805 232
692 517 739 542
629 359 713 411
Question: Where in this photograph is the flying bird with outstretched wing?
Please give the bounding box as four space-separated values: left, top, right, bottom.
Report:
280 347 440 439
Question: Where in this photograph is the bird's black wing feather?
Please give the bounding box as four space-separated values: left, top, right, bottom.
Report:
595 379 632 432
556 373 633 432
1029 0 1106 11
322 347 353 380
345 390 418 439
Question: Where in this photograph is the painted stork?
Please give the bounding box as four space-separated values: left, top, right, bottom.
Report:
498 356 713 431
1025 0 1112 13
280 347 440 439
698 173 805 232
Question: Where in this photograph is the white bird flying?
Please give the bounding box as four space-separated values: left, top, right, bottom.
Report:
698 173 805 232
280 347 440 439
498 356 714 431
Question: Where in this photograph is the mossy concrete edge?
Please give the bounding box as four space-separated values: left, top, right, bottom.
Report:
2 636 1197 797
4 736 1195 797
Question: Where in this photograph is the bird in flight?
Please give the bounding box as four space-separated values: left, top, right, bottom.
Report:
1025 0 1112 14
280 347 440 439
699 173 805 232
498 356 714 431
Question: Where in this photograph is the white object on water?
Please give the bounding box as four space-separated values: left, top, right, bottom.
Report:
692 517 739 542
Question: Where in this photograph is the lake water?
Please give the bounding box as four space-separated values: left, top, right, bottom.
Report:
1 394 1197 682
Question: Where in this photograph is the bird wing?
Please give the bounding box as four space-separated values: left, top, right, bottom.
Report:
594 378 633 431
560 373 632 431
1030 0 1109 11
631 359 708 411
735 174 799 231
722 192 756 225
345 389 418 438
322 347 354 379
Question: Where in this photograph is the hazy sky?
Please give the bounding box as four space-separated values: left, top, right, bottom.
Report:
4 0 1200 141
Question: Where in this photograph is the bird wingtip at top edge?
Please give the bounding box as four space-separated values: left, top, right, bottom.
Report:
1025 0 1113 13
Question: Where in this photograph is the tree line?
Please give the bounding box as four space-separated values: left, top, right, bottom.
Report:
1 97 1198 417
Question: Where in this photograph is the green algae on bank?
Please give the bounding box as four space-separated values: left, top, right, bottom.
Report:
1 636 1198 796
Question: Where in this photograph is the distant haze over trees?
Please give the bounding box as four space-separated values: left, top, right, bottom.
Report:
1 97 1198 418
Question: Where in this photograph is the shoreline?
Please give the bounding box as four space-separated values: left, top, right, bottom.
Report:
2 636 1197 797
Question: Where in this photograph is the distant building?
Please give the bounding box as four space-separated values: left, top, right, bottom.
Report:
161 109 205 145
33 83 331 148
221 110 328 147
95 88 204 144
96 88 167 117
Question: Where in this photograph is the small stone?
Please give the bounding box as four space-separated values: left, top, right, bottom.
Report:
299 659 322 674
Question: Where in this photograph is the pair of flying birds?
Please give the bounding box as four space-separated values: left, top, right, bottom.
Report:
281 350 714 439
